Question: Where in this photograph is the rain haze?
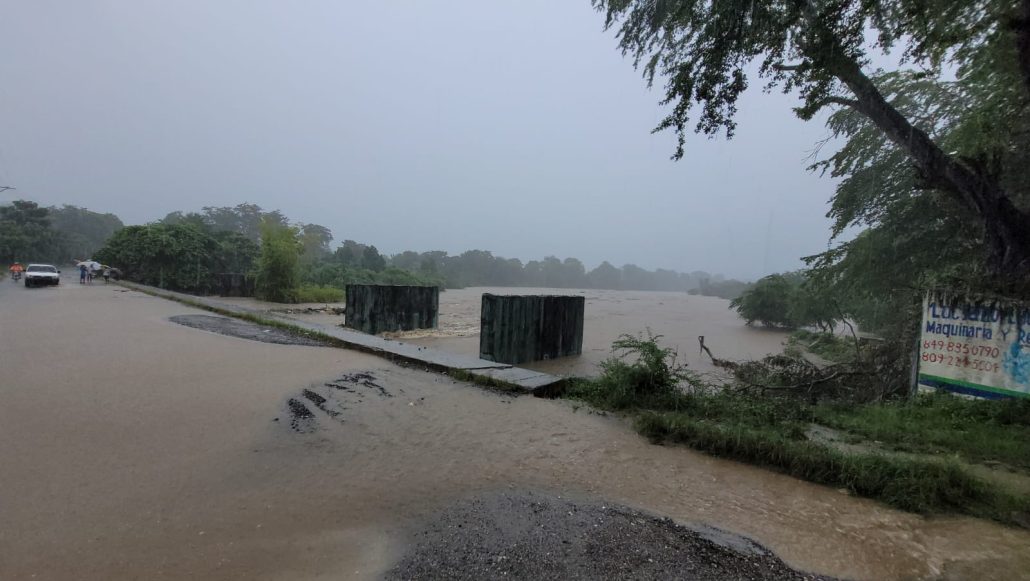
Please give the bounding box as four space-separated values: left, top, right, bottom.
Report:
0 0 836 279
5 2 1030 580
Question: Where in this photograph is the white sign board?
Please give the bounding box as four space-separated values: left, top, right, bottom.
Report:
918 296 1030 399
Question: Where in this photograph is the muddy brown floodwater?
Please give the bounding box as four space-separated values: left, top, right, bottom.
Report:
3 278 1030 580
399 287 789 377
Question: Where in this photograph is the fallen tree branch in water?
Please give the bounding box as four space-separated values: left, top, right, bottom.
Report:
697 336 739 370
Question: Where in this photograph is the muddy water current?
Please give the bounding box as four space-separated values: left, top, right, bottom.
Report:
399 287 790 377
3 280 1029 579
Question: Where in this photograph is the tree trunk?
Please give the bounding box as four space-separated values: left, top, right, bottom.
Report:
797 0 1030 276
828 55 1030 274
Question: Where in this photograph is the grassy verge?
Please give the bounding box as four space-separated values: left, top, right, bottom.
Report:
634 411 1008 516
563 333 1030 526
294 284 344 303
813 394 1030 469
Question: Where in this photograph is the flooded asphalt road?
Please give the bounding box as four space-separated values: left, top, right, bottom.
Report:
2 277 1030 580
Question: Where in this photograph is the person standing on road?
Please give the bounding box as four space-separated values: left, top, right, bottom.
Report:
102 267 111 284
79 264 87 285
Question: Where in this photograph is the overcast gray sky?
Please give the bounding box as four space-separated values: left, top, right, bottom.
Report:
0 0 839 280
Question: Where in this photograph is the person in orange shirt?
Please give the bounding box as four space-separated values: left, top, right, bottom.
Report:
9 262 24 280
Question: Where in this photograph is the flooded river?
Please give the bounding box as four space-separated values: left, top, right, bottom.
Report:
3 279 1029 579
238 286 790 377
407 287 790 377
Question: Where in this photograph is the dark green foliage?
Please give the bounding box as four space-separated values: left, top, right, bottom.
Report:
294 284 344 303
403 247 718 292
47 205 124 260
361 245 387 272
690 278 752 300
0 201 64 263
730 271 838 330
255 221 301 303
730 274 800 328
302 263 444 290
635 412 1015 518
298 223 333 264
566 332 696 410
587 260 622 289
96 224 222 292
814 393 1030 469
211 230 260 274
163 203 290 243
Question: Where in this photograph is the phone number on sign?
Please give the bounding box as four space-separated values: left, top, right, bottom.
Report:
921 352 999 372
922 340 1000 358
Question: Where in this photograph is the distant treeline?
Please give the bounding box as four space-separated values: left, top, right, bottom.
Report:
158 203 749 296
2 200 752 298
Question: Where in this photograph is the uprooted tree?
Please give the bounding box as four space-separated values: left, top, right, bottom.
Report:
595 0 1030 276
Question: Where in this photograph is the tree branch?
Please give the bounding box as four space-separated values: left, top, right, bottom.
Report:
794 0 1030 273
808 96 860 111
773 62 808 72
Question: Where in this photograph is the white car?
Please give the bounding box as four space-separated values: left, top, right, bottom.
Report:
24 264 61 287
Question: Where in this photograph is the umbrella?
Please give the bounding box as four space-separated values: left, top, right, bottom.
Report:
76 260 102 271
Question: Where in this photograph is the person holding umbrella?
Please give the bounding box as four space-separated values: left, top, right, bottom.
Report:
76 260 101 285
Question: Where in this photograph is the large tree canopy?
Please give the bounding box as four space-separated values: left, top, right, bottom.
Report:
0 201 63 263
596 0 1030 275
48 205 124 260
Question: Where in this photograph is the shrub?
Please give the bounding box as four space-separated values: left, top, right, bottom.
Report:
567 332 696 410
255 221 301 303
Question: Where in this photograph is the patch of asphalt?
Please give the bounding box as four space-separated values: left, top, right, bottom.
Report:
385 490 832 581
168 314 326 347
277 371 399 432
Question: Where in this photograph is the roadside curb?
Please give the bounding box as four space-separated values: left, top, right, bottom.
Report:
115 281 566 396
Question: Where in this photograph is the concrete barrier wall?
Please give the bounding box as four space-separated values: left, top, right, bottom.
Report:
345 285 439 335
480 294 585 365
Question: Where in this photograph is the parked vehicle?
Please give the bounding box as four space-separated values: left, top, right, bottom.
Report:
24 264 61 287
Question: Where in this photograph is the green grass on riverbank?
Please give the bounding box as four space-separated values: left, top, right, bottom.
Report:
294 284 344 303
813 394 1030 470
563 335 1030 527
